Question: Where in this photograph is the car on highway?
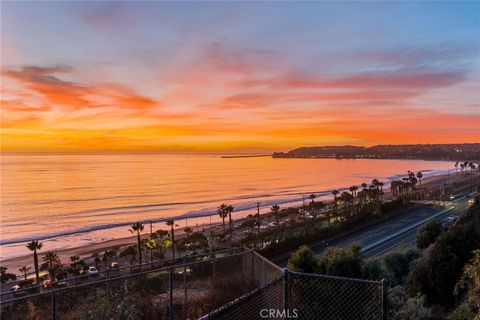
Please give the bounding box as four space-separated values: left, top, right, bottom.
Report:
87 266 98 276
11 284 27 297
449 194 464 201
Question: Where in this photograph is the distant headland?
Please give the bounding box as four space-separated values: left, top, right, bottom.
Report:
273 143 480 161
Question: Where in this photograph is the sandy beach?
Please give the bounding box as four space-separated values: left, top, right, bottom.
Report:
1 170 466 273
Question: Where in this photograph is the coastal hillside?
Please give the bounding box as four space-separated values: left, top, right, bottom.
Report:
273 143 480 161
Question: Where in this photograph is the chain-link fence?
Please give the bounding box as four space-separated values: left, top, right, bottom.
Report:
201 269 386 320
1 250 385 320
1 248 282 320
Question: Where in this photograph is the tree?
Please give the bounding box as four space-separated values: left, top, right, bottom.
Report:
217 204 229 234
145 239 157 263
319 244 363 278
362 259 388 281
155 230 169 256
19 266 31 281
383 249 420 285
271 204 281 229
349 185 358 212
452 249 480 318
129 222 144 265
119 245 138 269
412 218 480 306
26 240 43 284
225 204 235 240
42 251 60 270
387 286 434 320
185 232 209 251
417 171 423 186
184 227 193 239
340 191 354 220
416 220 442 249
287 245 319 273
331 189 340 224
166 220 176 259
0 267 16 284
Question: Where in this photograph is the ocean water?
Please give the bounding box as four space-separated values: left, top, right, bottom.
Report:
0 153 453 260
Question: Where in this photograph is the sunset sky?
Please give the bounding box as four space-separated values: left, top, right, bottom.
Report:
1 1 479 153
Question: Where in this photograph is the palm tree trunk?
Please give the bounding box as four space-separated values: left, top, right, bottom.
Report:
229 213 232 240
33 250 39 284
171 227 175 259
222 217 226 234
137 232 142 265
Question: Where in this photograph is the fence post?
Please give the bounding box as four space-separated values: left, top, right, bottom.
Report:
51 290 57 320
262 259 266 285
283 268 289 313
106 269 110 304
251 250 255 283
381 279 387 320
169 267 174 320
183 257 187 308
211 260 216 289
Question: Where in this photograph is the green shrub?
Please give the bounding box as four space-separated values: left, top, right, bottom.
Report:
416 220 443 249
287 245 319 273
319 243 363 278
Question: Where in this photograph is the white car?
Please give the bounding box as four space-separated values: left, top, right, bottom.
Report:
87 266 98 276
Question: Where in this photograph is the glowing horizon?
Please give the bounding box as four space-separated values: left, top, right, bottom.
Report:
1 2 479 153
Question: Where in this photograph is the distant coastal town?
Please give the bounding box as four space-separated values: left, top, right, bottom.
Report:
273 143 480 161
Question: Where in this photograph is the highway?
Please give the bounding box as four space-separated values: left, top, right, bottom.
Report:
273 199 469 267
362 198 469 257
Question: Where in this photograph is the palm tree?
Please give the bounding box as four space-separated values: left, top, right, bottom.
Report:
454 161 459 175
42 251 60 270
225 205 235 240
184 227 193 239
217 204 229 234
417 171 423 186
166 220 176 259
129 222 144 265
26 240 43 284
271 204 280 228
19 266 31 281
340 191 353 221
309 194 316 204
331 189 339 224
70 255 81 272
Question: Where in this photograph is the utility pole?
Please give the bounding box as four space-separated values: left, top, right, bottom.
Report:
150 221 153 240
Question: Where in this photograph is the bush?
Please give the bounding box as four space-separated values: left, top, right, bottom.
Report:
319 243 363 278
287 245 319 273
387 286 433 320
411 218 480 307
362 258 390 281
383 249 420 286
416 220 442 249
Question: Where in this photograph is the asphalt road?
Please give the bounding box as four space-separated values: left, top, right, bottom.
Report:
273 200 468 267
362 198 469 258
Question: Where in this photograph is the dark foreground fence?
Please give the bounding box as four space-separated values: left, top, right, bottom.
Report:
1 249 385 320
201 269 386 320
0 248 281 320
